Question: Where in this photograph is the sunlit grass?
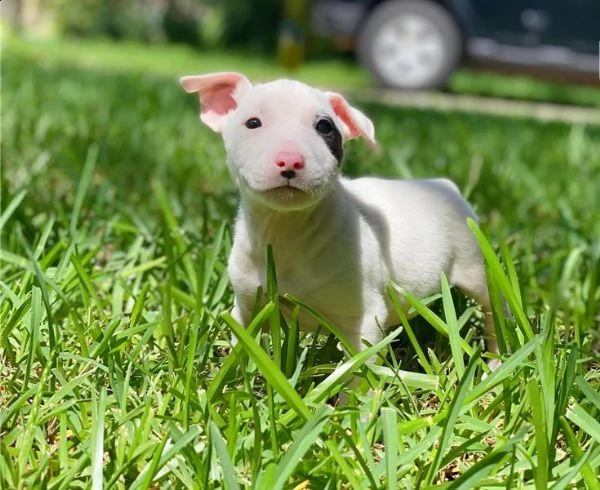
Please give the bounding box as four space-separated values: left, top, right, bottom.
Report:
1 41 599 488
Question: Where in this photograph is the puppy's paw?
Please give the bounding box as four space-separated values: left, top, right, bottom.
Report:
481 358 502 380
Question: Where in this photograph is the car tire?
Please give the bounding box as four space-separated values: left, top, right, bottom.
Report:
357 0 463 90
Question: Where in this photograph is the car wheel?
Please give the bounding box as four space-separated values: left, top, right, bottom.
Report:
357 0 462 90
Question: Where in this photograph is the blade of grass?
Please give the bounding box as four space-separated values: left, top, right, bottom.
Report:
441 272 465 377
527 378 549 489
266 245 282 369
467 219 533 340
566 403 600 444
500 239 523 308
465 336 537 404
210 421 241 490
91 387 106 490
382 407 398 490
536 311 556 440
553 346 578 447
0 189 26 231
284 305 300 378
367 365 438 391
575 376 600 411
23 286 42 389
70 143 98 239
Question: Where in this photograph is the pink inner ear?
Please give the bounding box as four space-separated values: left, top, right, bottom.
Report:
180 72 250 132
201 83 237 120
329 95 361 139
327 92 376 147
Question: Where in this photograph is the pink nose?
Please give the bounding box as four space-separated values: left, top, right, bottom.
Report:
275 151 305 170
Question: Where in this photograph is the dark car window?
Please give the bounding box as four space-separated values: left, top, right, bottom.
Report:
463 0 539 45
540 0 600 53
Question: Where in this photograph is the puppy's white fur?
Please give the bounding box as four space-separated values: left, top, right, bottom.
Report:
180 72 498 357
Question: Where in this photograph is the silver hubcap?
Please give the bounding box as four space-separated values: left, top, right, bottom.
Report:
371 13 445 87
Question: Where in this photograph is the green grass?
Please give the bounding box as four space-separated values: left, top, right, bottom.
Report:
2 39 600 489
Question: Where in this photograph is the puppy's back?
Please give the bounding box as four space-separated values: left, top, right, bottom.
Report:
342 177 480 296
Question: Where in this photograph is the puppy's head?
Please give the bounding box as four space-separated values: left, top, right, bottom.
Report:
180 72 375 211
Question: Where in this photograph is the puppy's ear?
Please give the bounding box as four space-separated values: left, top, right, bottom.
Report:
180 72 252 132
326 92 376 147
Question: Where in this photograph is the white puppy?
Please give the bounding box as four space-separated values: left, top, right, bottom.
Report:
180 72 498 359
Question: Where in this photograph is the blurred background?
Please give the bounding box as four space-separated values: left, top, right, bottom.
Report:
1 0 599 100
1 0 599 252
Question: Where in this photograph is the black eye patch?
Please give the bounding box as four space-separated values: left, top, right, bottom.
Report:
315 116 343 163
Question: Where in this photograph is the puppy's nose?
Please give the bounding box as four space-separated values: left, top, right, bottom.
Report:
275 151 304 179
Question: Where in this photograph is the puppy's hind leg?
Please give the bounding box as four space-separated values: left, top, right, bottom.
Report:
450 262 501 371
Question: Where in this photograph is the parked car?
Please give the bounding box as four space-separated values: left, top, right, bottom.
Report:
311 0 600 89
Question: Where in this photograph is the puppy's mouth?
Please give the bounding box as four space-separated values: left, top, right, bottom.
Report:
264 185 307 197
270 183 304 191
242 177 331 210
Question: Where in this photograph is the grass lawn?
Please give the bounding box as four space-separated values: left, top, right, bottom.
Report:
7 36 600 108
2 38 600 488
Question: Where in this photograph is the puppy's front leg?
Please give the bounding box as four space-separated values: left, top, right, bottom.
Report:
338 303 388 402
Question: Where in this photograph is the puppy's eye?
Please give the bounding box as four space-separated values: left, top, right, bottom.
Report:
315 118 334 135
245 118 262 129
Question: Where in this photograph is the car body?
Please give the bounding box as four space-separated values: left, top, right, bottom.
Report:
311 0 600 89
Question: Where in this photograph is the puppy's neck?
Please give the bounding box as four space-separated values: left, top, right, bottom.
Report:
238 180 348 254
